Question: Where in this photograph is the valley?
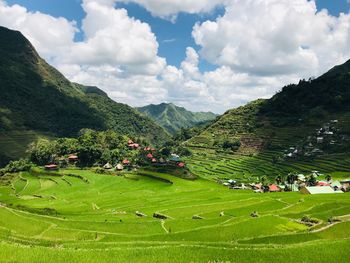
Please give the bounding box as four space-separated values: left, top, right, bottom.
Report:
0 24 349 263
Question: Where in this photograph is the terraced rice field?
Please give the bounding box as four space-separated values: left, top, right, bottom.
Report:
0 168 349 262
186 150 350 182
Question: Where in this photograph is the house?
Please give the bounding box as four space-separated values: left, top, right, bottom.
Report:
103 163 113 169
269 184 280 192
317 181 331 187
178 162 185 168
128 139 134 145
151 158 157 163
116 164 124 171
297 174 306 182
128 143 140 149
169 154 181 163
144 147 151 151
300 186 342 195
122 159 130 166
146 153 153 159
340 179 350 191
159 158 166 164
45 164 58 171
68 154 79 162
317 137 324 144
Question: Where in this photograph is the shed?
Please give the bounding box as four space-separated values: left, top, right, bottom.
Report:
116 164 124 171
300 186 342 195
103 163 113 169
269 184 280 192
317 137 324 144
122 159 130 165
45 164 58 170
68 155 79 162
340 179 350 190
317 181 331 187
178 162 185 168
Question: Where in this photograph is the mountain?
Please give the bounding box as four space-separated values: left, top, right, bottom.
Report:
186 59 350 154
137 103 218 135
0 26 169 165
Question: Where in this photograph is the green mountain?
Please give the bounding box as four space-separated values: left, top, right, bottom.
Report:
186 59 350 154
137 103 218 135
0 26 169 165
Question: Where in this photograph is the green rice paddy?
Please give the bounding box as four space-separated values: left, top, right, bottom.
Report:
0 164 349 262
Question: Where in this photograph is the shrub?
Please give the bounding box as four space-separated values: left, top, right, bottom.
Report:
3 159 33 173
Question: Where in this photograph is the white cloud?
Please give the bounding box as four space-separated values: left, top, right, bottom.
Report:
0 0 350 113
193 0 350 78
0 1 77 59
118 0 228 19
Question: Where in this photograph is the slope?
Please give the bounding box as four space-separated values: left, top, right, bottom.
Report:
0 26 169 165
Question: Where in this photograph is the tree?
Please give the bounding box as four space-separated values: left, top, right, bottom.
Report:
28 139 57 165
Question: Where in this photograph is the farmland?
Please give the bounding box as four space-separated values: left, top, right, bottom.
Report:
0 167 349 262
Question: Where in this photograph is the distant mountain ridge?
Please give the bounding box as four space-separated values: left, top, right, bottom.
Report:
137 103 218 135
0 26 169 165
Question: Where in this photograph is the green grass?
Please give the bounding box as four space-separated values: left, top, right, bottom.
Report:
0 167 349 262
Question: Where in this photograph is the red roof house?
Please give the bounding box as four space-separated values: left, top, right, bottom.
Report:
146 153 153 159
68 155 79 162
144 147 151 151
269 184 280 192
178 162 185 168
317 181 331 187
151 158 157 163
45 164 58 170
122 159 130 165
128 143 140 149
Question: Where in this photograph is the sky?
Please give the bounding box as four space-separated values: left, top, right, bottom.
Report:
1 0 350 113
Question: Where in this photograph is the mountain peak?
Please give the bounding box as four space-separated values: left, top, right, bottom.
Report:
137 103 217 135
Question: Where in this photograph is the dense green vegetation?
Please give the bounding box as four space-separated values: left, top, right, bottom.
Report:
137 103 217 135
186 59 350 153
0 168 349 262
0 26 169 166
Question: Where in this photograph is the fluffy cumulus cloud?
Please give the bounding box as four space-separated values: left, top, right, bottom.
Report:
1 0 350 113
0 0 77 59
193 0 350 78
118 0 228 19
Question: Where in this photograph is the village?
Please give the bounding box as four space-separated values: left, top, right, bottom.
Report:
283 119 348 159
43 138 187 173
220 171 350 195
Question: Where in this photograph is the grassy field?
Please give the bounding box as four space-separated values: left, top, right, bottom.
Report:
0 167 349 262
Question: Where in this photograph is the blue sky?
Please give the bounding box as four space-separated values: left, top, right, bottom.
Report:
6 0 350 71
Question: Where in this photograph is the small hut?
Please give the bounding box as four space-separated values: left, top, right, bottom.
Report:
103 162 113 169
269 184 280 192
68 154 79 162
177 162 185 168
122 159 130 166
45 164 58 171
116 164 124 171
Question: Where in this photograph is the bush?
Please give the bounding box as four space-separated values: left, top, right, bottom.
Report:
3 159 33 173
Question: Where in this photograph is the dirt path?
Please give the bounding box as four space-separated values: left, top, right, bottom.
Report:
160 220 169 234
